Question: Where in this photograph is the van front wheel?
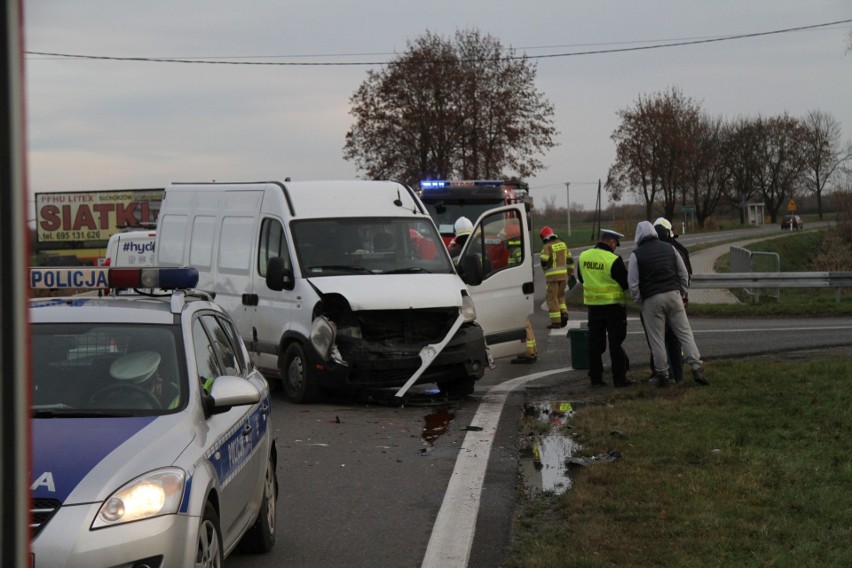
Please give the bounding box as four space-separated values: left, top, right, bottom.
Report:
281 343 319 403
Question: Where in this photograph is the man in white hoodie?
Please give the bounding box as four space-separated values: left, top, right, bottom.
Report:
627 221 708 387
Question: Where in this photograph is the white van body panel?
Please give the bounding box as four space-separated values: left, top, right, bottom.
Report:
103 230 157 267
310 274 463 311
459 204 535 360
155 180 497 401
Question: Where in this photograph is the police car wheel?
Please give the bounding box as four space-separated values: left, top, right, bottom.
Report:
87 383 162 410
196 501 224 567
238 454 278 553
281 343 319 403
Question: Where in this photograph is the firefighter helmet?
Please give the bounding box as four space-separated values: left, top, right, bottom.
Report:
653 217 673 237
454 217 473 236
539 226 556 241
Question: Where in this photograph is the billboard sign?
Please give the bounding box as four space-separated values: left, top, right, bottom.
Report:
35 188 163 244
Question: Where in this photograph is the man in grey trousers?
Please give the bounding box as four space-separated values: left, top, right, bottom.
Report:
628 221 709 387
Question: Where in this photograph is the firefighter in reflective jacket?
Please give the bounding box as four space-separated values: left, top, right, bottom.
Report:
539 226 573 328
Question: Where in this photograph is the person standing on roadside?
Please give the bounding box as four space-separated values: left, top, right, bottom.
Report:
539 226 573 329
448 217 473 260
628 220 708 387
646 217 693 383
576 229 634 388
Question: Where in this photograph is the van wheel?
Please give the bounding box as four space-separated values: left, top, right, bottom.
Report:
281 343 319 403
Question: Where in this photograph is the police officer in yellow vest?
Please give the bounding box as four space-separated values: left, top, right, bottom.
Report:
576 229 634 388
539 226 573 329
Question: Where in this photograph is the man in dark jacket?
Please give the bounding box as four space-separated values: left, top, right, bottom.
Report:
628 221 708 387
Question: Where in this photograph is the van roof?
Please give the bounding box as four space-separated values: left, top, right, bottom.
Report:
168 180 427 219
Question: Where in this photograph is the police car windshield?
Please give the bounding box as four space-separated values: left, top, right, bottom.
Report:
31 324 185 415
291 217 453 276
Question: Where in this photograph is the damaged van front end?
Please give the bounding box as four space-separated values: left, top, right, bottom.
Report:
266 261 490 402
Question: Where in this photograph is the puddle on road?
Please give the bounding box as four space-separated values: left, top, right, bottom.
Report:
519 401 581 495
422 407 455 446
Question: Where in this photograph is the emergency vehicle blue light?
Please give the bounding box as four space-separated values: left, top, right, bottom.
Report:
109 267 199 290
419 180 448 189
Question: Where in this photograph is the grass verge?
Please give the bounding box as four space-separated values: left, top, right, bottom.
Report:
504 354 852 567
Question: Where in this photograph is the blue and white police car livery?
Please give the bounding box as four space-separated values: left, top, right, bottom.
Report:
29 267 278 567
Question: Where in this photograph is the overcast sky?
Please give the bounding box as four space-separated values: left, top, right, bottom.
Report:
23 1 852 216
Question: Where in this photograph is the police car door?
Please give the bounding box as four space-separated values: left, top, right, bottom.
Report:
460 204 534 359
191 313 266 540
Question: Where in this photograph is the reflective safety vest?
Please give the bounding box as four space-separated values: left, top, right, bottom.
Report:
579 247 626 305
541 239 572 281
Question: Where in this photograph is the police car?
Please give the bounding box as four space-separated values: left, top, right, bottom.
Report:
29 266 278 567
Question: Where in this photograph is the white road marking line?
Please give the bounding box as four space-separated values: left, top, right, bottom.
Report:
627 325 852 335
421 368 568 568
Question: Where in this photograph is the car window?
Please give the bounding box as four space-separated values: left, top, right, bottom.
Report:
199 314 247 377
31 323 183 413
192 318 224 390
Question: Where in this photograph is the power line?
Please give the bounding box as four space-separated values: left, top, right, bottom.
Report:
25 18 852 67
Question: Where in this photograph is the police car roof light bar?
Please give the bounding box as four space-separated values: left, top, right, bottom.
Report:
29 266 199 291
109 267 199 290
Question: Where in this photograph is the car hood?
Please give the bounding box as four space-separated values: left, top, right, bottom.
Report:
31 415 195 504
309 273 464 311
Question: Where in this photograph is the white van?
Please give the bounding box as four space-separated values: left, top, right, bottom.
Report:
102 229 157 267
155 180 533 402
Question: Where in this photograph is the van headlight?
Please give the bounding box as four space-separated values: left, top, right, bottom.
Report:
92 468 185 529
310 316 336 360
461 293 477 322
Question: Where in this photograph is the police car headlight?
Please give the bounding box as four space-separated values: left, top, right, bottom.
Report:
92 468 185 529
310 316 336 360
461 293 477 322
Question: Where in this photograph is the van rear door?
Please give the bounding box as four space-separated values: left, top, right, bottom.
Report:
460 204 533 359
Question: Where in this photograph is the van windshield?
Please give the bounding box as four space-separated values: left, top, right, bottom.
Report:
291 217 454 276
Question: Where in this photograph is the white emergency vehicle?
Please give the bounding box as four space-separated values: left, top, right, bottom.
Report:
29 266 278 566
155 180 534 403
102 229 157 267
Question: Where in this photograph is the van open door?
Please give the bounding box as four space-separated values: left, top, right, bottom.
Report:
456 204 534 360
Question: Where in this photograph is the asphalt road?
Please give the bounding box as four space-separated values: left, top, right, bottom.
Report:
227 224 850 568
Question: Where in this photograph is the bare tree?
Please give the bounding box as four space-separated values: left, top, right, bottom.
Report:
606 87 702 220
682 115 727 228
722 117 763 223
751 114 806 223
800 110 852 220
344 29 558 184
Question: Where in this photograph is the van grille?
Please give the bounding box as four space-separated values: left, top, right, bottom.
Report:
355 308 456 344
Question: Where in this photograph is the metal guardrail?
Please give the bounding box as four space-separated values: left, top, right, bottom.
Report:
690 272 852 288
691 272 852 303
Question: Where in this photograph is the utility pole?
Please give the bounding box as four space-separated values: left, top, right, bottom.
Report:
565 182 571 237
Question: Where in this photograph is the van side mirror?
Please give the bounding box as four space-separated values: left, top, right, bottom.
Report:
266 257 295 291
457 253 483 286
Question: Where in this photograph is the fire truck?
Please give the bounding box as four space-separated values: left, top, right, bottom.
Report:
418 179 533 270
418 179 532 246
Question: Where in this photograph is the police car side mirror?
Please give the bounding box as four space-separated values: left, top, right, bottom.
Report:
206 375 261 416
457 253 483 286
266 256 295 292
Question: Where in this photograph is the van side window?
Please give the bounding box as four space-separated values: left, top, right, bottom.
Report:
190 216 216 269
219 217 255 272
157 216 187 265
258 218 291 277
